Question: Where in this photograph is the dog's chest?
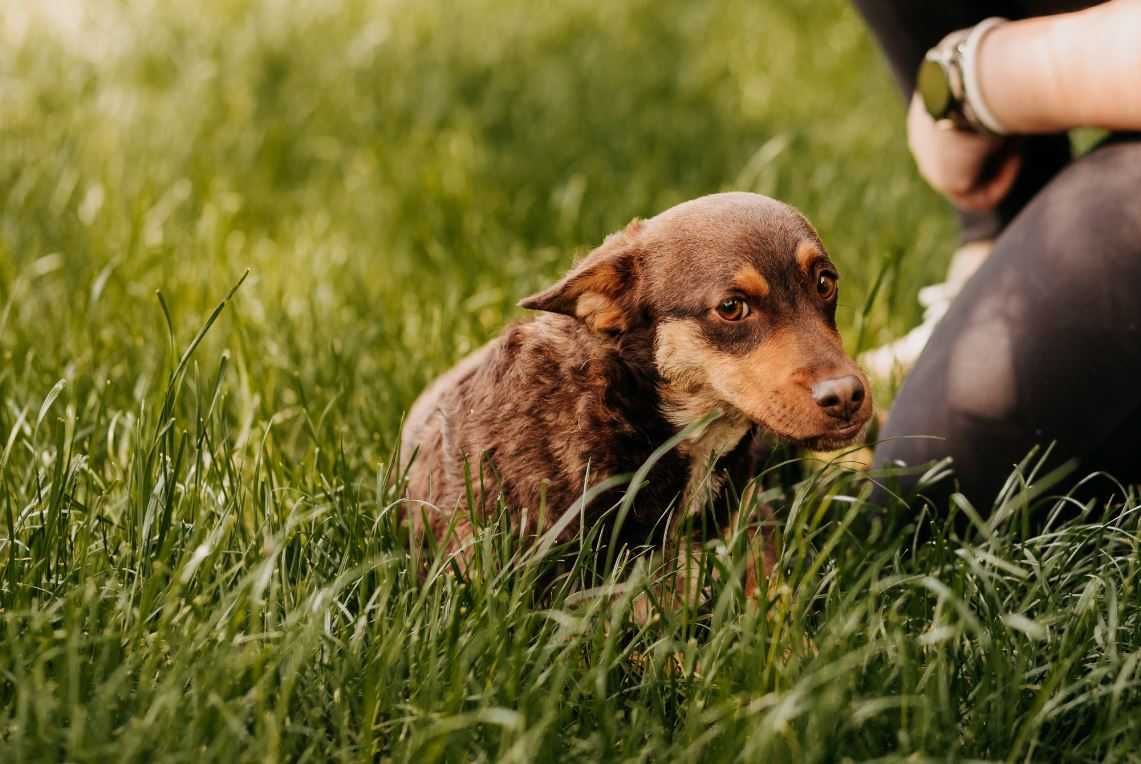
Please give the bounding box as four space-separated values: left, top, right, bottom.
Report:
677 415 752 515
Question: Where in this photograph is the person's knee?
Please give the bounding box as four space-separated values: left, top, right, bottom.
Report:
874 404 1017 510
1017 140 1141 276
874 139 1141 510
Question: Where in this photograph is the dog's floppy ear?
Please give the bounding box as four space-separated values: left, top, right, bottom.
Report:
518 220 643 335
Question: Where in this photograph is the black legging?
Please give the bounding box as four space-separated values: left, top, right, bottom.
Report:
853 0 1141 508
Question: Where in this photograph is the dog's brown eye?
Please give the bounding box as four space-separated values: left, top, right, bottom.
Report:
817 273 838 301
715 297 750 321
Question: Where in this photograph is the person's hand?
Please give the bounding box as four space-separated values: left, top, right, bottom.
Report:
906 94 1022 211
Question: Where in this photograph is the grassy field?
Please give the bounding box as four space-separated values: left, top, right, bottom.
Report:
2 0 1140 760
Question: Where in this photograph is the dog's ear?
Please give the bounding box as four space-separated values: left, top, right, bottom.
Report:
518 220 643 335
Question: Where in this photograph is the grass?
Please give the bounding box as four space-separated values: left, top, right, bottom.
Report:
1 0 1139 760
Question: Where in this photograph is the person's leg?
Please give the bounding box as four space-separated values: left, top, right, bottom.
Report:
874 136 1141 508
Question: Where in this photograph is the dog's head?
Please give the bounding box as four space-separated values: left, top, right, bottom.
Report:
520 192 872 450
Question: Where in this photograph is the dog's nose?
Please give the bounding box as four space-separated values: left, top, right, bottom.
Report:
811 375 866 420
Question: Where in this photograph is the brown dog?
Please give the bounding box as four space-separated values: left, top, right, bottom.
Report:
400 192 872 575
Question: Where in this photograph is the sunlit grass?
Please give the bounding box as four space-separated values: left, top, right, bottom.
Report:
2 0 1139 760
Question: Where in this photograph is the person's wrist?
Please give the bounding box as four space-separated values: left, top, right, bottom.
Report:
976 15 1059 134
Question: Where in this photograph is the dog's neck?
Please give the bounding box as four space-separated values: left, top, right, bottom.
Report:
558 318 753 514
678 413 753 512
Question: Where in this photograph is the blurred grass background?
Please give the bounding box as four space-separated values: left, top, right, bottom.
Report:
9 2 1136 762
2 0 953 475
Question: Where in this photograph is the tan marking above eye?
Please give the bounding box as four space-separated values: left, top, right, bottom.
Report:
733 266 770 298
795 240 825 273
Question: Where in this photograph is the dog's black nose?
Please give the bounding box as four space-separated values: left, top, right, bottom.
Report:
811 375 865 420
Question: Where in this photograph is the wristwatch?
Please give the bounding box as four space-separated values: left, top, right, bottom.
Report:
916 17 1008 135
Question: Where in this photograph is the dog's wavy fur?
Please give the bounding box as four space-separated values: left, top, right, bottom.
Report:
400 192 872 592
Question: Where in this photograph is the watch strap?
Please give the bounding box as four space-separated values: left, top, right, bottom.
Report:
960 17 1009 135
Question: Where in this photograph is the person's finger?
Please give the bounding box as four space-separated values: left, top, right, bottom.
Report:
951 151 1023 211
908 97 1013 202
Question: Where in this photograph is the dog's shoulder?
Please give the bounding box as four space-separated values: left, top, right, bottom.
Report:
401 339 498 461
399 313 590 482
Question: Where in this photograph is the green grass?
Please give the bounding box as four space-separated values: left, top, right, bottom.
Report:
2 0 1139 760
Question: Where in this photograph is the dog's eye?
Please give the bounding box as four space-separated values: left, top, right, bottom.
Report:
816 272 838 301
715 297 750 321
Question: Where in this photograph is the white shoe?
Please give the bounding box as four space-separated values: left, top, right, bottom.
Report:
860 240 993 383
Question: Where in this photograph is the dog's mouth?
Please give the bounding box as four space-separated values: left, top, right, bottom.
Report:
746 409 870 452
796 419 869 451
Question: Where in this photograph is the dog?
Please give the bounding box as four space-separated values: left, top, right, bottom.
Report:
399 192 872 585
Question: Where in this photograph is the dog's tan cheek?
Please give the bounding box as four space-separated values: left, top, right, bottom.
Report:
656 321 848 441
710 329 854 441
654 320 712 390
712 334 811 437
654 320 726 425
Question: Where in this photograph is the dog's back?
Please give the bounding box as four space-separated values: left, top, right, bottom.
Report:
399 313 672 550
401 341 494 483
399 340 495 549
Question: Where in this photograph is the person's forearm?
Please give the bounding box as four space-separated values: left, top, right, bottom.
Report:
978 0 1141 133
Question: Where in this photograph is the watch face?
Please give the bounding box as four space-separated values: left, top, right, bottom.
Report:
917 58 952 120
